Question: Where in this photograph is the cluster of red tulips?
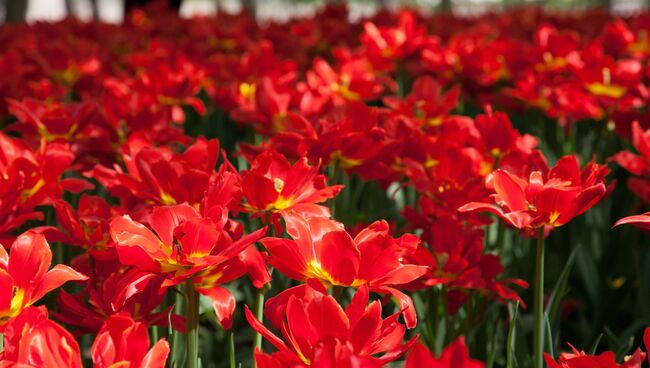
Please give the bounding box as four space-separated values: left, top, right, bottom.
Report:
2 2 650 367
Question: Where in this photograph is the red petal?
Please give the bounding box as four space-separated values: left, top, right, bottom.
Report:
373 286 417 329
9 232 52 291
318 231 360 286
244 305 291 353
492 170 527 211
196 285 236 330
139 339 170 368
614 212 650 230
31 264 87 303
404 341 434 367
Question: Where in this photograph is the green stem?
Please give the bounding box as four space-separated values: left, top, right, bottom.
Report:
533 227 546 368
185 280 200 368
229 330 236 368
151 322 159 345
495 221 506 253
170 288 186 367
252 288 265 368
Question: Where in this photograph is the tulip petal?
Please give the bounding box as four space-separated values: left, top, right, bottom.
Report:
244 305 291 353
373 286 417 329
458 202 533 229
197 285 236 330
318 231 360 286
614 212 650 229
263 238 309 282
110 216 167 272
31 264 88 304
492 170 527 211
0 269 14 314
8 232 52 291
150 204 200 246
138 339 170 368
345 285 369 326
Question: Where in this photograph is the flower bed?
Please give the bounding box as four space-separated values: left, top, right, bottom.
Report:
0 3 649 367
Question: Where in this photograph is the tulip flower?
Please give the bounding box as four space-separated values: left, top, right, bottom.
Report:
241 150 342 218
405 339 484 368
6 98 116 169
0 307 82 368
91 313 170 368
405 218 527 313
612 121 650 203
91 136 220 210
459 155 610 231
459 155 610 368
544 327 649 368
301 57 385 111
110 203 268 329
0 133 92 241
262 212 427 328
54 264 185 335
35 195 116 255
383 76 460 130
361 11 426 70
0 232 87 325
245 282 417 367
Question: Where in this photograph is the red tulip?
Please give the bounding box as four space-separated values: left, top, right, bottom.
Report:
91 136 220 210
0 133 92 240
405 339 484 368
405 218 527 313
0 232 87 325
6 98 116 169
262 212 426 328
245 281 418 367
544 326 650 368
110 204 268 328
241 150 342 217
0 307 82 368
612 121 650 203
34 195 116 254
299 56 386 115
459 155 610 231
54 262 185 335
91 313 170 368
383 76 460 130
361 11 426 70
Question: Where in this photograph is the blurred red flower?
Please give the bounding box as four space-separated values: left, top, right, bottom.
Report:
405 338 484 368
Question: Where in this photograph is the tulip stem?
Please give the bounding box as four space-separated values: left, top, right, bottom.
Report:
185 279 200 368
252 287 265 368
533 227 545 368
229 330 236 368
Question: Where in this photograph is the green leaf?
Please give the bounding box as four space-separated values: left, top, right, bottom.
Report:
546 245 578 326
544 311 554 358
589 333 604 354
507 302 519 368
